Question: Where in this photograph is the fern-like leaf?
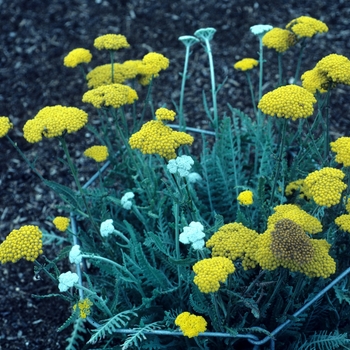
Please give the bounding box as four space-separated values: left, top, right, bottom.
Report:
65 317 86 350
296 330 350 350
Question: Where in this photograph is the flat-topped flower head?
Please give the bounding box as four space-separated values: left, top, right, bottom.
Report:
262 28 297 53
178 35 200 47
63 48 92 68
0 116 13 137
285 179 312 200
58 271 79 292
179 221 205 250
258 85 316 120
129 120 193 160
82 83 138 109
193 257 235 293
315 54 350 86
194 27 216 42
304 167 347 207
100 219 115 237
69 245 82 264
94 34 130 50
175 312 207 338
167 155 194 177
234 58 258 71
53 216 70 232
335 214 350 233
330 137 350 167
84 145 109 162
286 16 328 38
23 106 88 143
301 68 330 94
74 298 93 319
121 191 134 210
86 61 140 89
137 53 170 86
237 190 254 206
0 225 43 263
155 107 176 122
250 24 273 37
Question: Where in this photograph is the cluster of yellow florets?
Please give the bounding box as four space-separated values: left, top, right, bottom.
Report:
192 257 235 293
304 167 347 207
258 85 316 120
86 61 140 89
0 225 43 263
63 48 92 68
155 107 176 121
317 54 350 85
335 214 350 233
82 83 138 109
301 68 330 94
137 52 170 86
233 58 258 71
94 34 130 51
267 204 322 234
73 298 93 319
237 190 254 205
0 116 13 138
175 312 207 338
129 108 193 159
53 216 70 232
262 28 296 53
330 136 350 166
83 145 109 162
206 222 259 261
23 106 88 143
285 179 312 200
286 16 328 38
270 219 314 265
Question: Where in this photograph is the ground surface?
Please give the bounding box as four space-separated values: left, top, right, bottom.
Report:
0 0 350 349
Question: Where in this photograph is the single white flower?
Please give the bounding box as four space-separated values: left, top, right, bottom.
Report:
121 192 134 210
69 245 82 264
167 155 194 177
179 221 205 250
58 271 79 292
250 24 273 37
187 172 202 184
100 219 115 237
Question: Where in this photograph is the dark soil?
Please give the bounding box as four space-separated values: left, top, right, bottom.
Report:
0 1 350 349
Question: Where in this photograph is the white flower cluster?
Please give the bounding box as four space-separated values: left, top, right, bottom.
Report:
167 155 194 177
179 221 205 250
250 24 273 37
58 271 79 292
100 219 115 237
69 245 82 264
121 192 134 210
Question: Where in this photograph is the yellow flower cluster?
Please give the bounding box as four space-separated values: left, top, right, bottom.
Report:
270 219 314 265
304 167 347 207
129 109 193 159
175 312 207 338
335 214 350 233
330 137 350 167
63 48 92 68
23 106 88 143
233 58 258 71
137 52 170 86
247 223 335 278
262 28 296 53
258 85 316 120
155 107 176 121
83 145 109 162
0 116 13 137
0 225 43 263
301 68 329 94
206 222 259 261
237 190 254 205
193 257 235 293
267 204 322 234
53 217 70 232
94 34 130 51
286 16 328 38
73 298 93 319
86 61 140 89
285 179 312 200
82 83 138 109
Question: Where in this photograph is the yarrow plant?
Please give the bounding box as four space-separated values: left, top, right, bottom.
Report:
3 16 350 350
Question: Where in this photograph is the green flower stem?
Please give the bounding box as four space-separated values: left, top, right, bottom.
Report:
59 136 99 235
74 283 113 317
245 71 257 116
323 90 331 163
113 229 130 244
6 135 46 182
131 205 150 232
81 254 146 298
278 53 283 86
78 64 87 81
257 36 265 128
269 118 287 208
173 202 183 306
293 38 306 83
110 50 114 83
